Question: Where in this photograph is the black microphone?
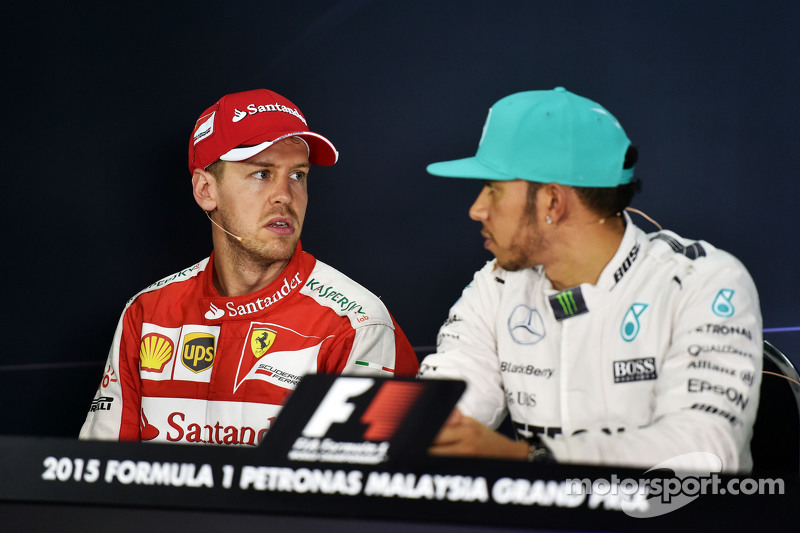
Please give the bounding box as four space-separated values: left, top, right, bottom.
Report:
205 211 244 242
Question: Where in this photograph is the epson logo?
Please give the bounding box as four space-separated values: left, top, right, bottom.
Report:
613 357 657 383
687 378 749 411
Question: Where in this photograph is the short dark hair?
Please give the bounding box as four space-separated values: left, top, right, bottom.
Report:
525 145 641 219
573 145 641 217
525 180 544 220
573 179 642 217
205 160 225 180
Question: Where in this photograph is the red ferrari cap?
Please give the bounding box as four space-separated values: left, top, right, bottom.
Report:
188 89 338 174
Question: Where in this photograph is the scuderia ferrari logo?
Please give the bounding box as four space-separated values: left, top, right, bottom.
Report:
251 327 277 358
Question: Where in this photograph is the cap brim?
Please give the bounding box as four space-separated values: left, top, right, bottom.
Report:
220 131 338 166
426 156 515 181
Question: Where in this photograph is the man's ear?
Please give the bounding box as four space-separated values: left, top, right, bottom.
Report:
541 183 568 224
192 168 218 211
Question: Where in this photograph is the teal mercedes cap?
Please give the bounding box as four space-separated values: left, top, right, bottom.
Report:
426 87 634 187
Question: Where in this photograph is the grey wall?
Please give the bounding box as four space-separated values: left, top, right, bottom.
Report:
2 0 798 437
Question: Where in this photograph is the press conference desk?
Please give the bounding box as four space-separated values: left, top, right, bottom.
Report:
0 435 796 532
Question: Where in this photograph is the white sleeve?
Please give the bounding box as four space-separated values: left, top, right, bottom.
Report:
79 310 128 440
543 255 762 473
418 262 509 429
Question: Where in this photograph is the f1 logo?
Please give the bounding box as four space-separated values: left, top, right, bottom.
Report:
301 377 424 442
302 378 374 437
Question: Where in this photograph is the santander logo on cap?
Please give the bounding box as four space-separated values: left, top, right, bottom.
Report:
231 101 308 126
232 109 248 123
188 88 338 174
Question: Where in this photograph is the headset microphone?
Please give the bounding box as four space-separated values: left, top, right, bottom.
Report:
205 211 244 242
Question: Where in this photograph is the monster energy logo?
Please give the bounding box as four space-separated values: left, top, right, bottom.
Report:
548 288 588 321
557 291 578 315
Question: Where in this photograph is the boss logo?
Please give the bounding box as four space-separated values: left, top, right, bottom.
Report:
613 357 657 383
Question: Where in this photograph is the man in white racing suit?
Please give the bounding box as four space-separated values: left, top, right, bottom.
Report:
419 87 761 472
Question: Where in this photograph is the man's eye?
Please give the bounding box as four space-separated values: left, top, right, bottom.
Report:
253 171 269 180
290 171 306 182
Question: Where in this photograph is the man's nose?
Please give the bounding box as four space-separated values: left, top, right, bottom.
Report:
269 176 293 205
469 187 490 221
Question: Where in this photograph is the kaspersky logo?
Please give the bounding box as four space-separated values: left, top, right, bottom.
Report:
548 288 588 321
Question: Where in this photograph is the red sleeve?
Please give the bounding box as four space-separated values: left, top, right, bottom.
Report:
117 302 144 440
390 315 420 377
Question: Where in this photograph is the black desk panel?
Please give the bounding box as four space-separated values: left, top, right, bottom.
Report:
0 436 795 532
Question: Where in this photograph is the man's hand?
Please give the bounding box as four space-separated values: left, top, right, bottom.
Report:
429 408 530 460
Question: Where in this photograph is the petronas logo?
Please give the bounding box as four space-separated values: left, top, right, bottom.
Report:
712 289 735 318
557 291 578 316
621 303 648 342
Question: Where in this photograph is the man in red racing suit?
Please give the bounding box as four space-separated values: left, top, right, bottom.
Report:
79 89 419 444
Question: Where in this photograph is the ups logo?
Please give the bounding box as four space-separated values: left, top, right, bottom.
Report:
181 332 216 373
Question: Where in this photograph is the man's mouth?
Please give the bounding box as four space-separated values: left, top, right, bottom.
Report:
480 228 493 249
265 217 294 235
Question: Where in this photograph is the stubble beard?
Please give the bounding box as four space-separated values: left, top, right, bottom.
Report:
496 224 543 271
495 200 542 271
218 207 301 268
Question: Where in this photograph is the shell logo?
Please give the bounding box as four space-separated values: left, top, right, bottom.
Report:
140 333 175 373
